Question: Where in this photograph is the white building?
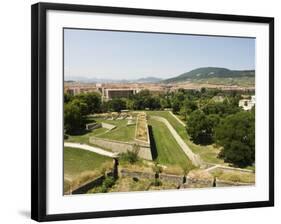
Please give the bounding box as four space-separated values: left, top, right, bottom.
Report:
239 95 255 111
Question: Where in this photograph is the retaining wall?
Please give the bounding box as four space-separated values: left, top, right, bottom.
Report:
89 137 152 160
120 169 183 184
101 122 116 130
120 169 252 188
85 122 116 131
71 171 114 195
86 123 101 130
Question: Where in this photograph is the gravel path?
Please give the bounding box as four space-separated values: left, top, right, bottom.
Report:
151 116 202 167
64 142 118 158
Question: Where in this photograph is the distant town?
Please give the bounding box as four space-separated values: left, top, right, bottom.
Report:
65 81 255 101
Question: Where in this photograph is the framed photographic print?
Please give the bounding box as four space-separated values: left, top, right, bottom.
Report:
31 2 274 222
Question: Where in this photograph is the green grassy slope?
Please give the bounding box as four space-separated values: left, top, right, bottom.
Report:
148 117 192 168
147 111 227 165
64 147 112 179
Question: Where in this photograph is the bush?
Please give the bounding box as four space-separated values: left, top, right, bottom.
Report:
103 176 115 188
120 145 140 164
89 176 116 193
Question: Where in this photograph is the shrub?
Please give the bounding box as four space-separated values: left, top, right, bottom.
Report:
120 145 140 164
88 176 116 193
103 176 115 188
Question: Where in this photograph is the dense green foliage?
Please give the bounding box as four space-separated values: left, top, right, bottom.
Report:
202 101 241 117
186 110 218 145
215 111 255 167
64 100 85 133
64 92 101 134
106 98 126 112
128 90 161 110
75 92 101 114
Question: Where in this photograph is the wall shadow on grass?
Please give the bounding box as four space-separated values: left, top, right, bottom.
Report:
148 125 158 160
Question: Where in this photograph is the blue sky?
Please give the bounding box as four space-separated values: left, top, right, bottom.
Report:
64 29 255 80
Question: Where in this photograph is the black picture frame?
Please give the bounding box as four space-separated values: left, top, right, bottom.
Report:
31 2 274 222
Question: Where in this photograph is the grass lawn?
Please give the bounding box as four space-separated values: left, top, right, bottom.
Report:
148 117 193 170
65 118 136 144
211 169 255 183
64 147 112 180
66 128 108 144
64 147 113 194
147 111 227 165
87 118 136 142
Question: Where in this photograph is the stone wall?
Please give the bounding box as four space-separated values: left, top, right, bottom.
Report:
85 122 116 131
120 169 183 184
89 137 153 160
71 171 114 195
86 123 101 130
120 169 252 188
101 122 116 130
216 180 253 187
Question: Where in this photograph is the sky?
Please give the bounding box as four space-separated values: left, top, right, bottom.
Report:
64 28 255 80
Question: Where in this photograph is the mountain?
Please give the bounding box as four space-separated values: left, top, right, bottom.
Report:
65 76 162 83
135 77 162 83
163 67 255 83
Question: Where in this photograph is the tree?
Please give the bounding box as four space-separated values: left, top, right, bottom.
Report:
64 101 84 134
146 96 161 110
182 99 198 114
186 110 215 144
125 99 135 110
215 111 255 167
202 101 241 117
64 93 73 103
107 98 126 112
172 99 181 113
70 98 88 116
75 92 101 114
160 96 171 109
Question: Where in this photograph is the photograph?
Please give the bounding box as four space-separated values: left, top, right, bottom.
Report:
63 28 256 195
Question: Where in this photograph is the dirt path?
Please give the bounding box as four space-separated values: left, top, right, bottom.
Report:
151 116 203 167
64 142 118 158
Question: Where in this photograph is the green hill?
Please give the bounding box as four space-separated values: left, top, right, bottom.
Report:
163 67 255 84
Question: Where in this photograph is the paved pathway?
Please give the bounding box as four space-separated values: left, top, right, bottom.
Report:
64 142 118 158
204 164 254 173
169 111 186 127
204 165 220 172
151 116 203 167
